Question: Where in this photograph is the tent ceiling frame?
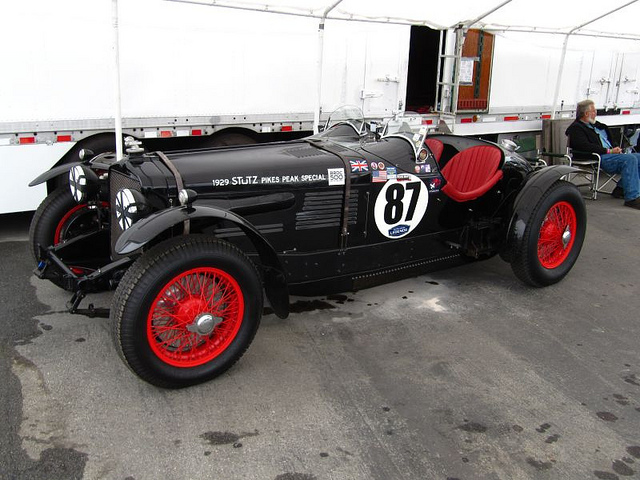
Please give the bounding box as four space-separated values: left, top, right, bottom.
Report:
313 0 343 133
141 0 640 132
464 0 512 29
165 0 640 39
481 28 640 42
565 0 638 35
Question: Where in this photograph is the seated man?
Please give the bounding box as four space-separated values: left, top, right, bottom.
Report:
566 99 640 209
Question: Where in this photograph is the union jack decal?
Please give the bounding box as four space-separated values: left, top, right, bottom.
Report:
349 160 369 172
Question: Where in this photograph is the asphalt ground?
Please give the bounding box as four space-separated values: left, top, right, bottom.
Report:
0 194 639 480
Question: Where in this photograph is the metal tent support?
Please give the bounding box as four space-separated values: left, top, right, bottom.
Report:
314 1 343 134
112 0 124 160
436 0 512 118
551 0 638 119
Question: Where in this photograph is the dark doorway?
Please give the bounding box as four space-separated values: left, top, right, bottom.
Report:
406 26 440 113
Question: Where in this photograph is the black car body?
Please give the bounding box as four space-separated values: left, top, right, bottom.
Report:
29 108 586 387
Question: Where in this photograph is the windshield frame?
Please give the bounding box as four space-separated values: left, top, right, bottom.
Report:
323 105 366 136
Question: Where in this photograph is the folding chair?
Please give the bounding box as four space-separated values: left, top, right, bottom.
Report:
539 138 617 200
566 148 602 200
569 131 623 199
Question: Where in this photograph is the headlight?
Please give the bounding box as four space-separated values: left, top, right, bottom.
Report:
178 188 198 206
78 148 95 161
115 188 147 231
69 165 99 203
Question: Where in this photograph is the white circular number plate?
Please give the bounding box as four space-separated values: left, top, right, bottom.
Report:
374 174 429 239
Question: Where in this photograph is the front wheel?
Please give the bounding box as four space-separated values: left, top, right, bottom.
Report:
29 187 109 266
510 180 586 287
111 236 263 388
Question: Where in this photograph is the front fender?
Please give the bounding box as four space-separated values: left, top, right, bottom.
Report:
115 205 289 318
29 151 117 187
29 162 82 187
506 165 578 247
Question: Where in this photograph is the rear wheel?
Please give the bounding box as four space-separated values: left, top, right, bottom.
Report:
510 181 586 287
111 236 263 388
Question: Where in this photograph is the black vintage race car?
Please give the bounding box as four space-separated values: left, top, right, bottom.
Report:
28 106 586 388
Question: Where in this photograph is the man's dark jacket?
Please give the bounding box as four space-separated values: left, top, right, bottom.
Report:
565 119 615 158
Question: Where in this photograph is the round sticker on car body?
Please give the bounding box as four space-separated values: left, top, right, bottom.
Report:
374 173 429 239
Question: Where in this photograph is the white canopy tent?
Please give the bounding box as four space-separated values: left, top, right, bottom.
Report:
110 0 640 157
164 0 640 39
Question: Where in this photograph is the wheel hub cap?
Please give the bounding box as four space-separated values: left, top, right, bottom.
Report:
187 313 223 336
147 267 245 368
562 227 572 248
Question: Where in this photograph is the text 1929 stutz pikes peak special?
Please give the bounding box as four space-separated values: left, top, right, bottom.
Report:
29 107 586 388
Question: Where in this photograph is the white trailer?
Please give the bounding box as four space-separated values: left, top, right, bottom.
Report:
431 29 640 137
0 0 415 213
2 0 640 213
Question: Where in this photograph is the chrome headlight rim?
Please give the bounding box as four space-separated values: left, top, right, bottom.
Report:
178 188 198 206
69 164 100 204
115 188 138 231
69 165 88 203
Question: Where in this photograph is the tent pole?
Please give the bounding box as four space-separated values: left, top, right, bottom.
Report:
551 0 637 119
112 0 124 160
551 34 570 120
464 0 512 28
314 1 343 134
451 26 465 117
313 19 325 134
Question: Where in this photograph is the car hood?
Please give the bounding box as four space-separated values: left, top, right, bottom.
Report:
165 140 352 194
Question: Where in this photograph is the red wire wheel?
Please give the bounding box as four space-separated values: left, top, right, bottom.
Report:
147 267 245 368
510 181 586 287
537 201 577 269
54 201 109 245
113 237 263 388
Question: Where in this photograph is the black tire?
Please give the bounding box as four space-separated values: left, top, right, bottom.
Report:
28 187 108 264
206 132 257 147
111 235 263 388
510 180 586 287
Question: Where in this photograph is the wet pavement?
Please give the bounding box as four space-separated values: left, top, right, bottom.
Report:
0 195 639 480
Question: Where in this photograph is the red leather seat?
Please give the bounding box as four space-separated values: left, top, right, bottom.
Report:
425 138 444 163
441 145 503 202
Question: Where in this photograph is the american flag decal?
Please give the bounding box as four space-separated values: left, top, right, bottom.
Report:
349 160 369 172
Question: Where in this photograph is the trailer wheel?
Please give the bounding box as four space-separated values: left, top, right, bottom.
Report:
50 134 118 192
510 181 586 287
112 236 263 388
206 132 257 147
29 187 109 264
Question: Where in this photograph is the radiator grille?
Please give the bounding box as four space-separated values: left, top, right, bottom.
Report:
295 190 358 230
109 170 142 257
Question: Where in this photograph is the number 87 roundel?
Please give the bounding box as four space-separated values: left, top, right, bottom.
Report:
373 174 429 239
